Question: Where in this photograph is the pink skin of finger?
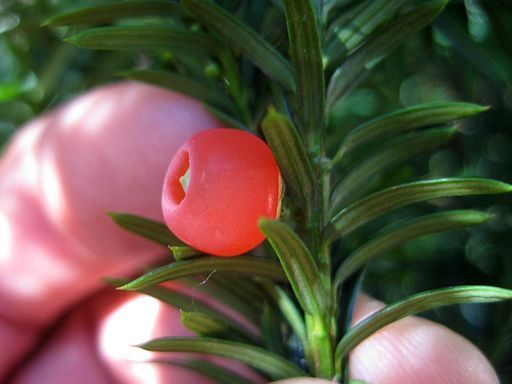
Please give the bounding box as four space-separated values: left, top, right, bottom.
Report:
0 81 220 380
273 296 499 384
7 289 250 384
0 82 501 383
8 287 263 384
348 294 499 384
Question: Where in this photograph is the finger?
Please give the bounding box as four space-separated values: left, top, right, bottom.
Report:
273 294 499 384
0 81 220 378
9 288 262 384
97 289 262 384
271 379 334 383
8 297 118 384
37 81 219 260
7 290 201 384
349 293 499 384
0 117 94 375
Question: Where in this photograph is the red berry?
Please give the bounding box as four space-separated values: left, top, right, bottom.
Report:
162 128 282 256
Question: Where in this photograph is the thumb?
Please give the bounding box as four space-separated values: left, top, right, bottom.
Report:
348 294 499 384
38 80 219 262
272 294 498 384
0 81 219 377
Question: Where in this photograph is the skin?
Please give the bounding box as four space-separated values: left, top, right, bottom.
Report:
0 81 500 384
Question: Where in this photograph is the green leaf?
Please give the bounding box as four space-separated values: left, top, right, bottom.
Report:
119 256 286 290
108 212 183 247
333 102 488 161
323 0 355 21
204 105 247 131
325 0 408 66
182 0 295 91
154 359 257 384
122 69 235 111
43 0 184 26
0 82 26 102
334 285 512 377
261 109 315 217
110 278 257 339
334 210 492 287
269 81 289 115
326 0 449 108
122 69 236 113
259 219 323 315
261 302 286 355
139 337 307 379
65 26 221 55
435 14 511 87
304 313 334 377
209 275 266 308
283 0 325 144
325 178 512 242
336 270 366 384
330 126 457 211
261 281 307 346
182 276 261 324
137 284 216 314
169 245 201 260
181 311 257 343
0 73 38 102
269 0 284 13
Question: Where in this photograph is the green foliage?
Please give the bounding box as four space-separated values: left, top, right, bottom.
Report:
107 212 183 247
327 178 512 241
183 0 295 91
120 256 286 290
154 359 257 384
259 218 324 315
139 337 307 379
326 0 449 108
65 26 221 53
331 102 488 163
333 210 492 287
123 69 237 112
330 127 457 209
43 0 184 26
261 109 315 219
282 0 325 147
335 285 512 378
324 0 408 65
5 0 512 382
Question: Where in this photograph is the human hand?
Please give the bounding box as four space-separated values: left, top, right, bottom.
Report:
0 82 499 383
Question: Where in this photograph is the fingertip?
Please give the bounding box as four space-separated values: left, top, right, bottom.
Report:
349 295 499 384
0 315 37 378
8 299 117 384
37 81 220 260
97 289 263 384
97 293 204 384
271 379 334 383
0 82 222 380
7 290 211 384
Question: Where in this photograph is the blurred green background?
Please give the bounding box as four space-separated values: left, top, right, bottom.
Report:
1 0 511 381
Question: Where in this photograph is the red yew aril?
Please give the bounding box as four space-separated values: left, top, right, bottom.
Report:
162 128 282 256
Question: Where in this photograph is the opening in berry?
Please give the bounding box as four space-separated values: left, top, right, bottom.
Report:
167 150 189 205
179 167 191 193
